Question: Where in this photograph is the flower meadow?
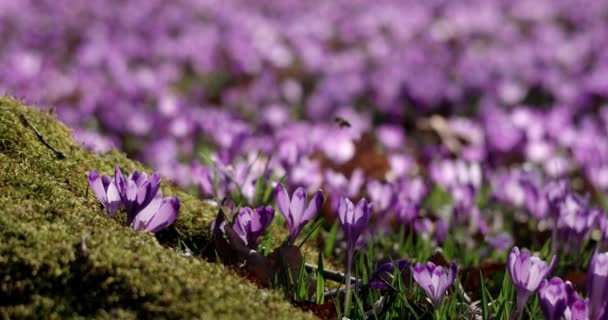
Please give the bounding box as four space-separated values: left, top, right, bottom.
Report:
3 0 608 319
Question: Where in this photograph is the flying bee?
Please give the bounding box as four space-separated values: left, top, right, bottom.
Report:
334 117 351 128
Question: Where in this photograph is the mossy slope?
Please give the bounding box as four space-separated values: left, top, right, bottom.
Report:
0 97 316 319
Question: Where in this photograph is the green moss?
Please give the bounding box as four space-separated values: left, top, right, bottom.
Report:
0 97 316 319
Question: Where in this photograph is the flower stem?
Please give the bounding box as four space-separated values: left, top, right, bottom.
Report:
344 250 353 317
551 220 558 255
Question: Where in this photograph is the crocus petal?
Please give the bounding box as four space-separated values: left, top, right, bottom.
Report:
132 192 163 231
338 197 354 226
301 190 324 226
88 170 107 203
114 166 127 196
290 187 307 225
275 184 291 228
144 197 180 233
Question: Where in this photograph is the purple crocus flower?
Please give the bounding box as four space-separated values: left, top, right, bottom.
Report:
114 166 161 225
507 247 557 318
369 258 410 290
521 177 548 221
588 250 608 320
132 194 180 233
232 206 275 250
274 184 324 245
411 261 458 307
338 197 372 255
545 180 570 212
556 193 596 253
337 196 372 316
565 298 589 320
87 170 122 217
538 277 569 320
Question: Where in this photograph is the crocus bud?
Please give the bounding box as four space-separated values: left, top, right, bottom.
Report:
411 261 458 308
338 197 372 254
507 247 557 317
538 277 569 320
588 250 608 320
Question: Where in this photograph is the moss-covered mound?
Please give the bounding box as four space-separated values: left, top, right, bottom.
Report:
0 97 316 319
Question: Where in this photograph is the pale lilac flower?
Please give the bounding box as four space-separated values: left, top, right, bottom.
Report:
411 261 458 307
507 247 557 317
274 184 324 245
87 170 122 217
538 277 569 320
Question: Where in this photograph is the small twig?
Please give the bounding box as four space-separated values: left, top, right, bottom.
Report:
304 263 358 283
364 295 387 318
19 113 67 159
80 231 92 258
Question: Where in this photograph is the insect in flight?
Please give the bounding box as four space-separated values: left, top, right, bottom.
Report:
334 117 352 128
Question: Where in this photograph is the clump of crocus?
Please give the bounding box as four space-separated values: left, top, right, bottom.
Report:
538 277 570 320
411 261 458 308
274 184 324 245
369 258 410 290
338 196 372 317
114 166 161 225
587 250 608 320
89 166 180 233
231 206 275 250
507 247 557 318
88 170 122 217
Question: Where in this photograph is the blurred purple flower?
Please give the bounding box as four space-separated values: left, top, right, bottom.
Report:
366 179 394 214
232 206 275 250
588 250 608 320
411 261 458 307
376 124 404 151
507 246 557 317
87 170 122 217
274 184 324 245
556 193 596 253
485 232 513 252
115 166 162 225
538 277 569 320
434 219 449 243
369 258 410 290
521 177 548 220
